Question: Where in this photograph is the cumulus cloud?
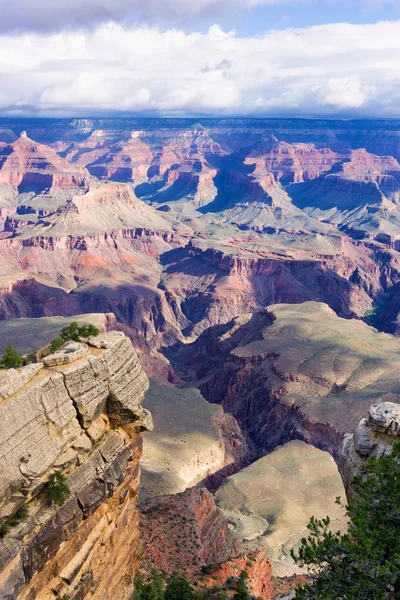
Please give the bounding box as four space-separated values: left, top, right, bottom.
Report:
0 20 399 117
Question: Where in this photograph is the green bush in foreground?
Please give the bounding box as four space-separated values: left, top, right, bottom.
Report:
291 442 400 600
43 471 70 507
48 322 100 354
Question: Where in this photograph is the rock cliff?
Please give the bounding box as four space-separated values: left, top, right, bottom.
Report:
140 486 238 574
339 401 400 497
0 331 152 600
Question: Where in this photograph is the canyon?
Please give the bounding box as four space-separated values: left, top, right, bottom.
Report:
1 117 400 599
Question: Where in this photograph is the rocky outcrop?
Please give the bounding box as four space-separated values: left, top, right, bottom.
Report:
0 331 152 600
339 401 400 497
140 486 238 574
245 139 342 185
201 547 273 599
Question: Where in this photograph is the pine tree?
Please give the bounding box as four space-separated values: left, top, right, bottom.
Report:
165 574 195 600
292 442 400 599
0 345 23 369
232 571 250 600
43 471 70 507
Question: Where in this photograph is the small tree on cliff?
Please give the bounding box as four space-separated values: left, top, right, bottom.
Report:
60 322 99 342
165 574 196 600
43 471 70 507
291 442 400 600
0 344 23 369
232 571 250 600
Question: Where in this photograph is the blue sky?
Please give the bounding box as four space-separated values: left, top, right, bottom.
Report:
237 2 400 36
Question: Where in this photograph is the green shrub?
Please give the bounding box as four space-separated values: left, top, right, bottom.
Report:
50 337 65 353
22 352 36 365
165 574 195 600
60 322 99 342
43 471 70 507
0 504 28 538
232 571 250 600
0 344 23 369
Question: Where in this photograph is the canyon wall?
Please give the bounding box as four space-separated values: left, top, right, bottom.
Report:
0 331 152 600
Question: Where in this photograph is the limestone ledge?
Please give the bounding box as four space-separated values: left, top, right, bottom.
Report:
0 331 152 600
339 401 400 497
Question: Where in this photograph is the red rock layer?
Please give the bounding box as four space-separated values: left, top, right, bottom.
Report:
0 133 90 188
201 548 273 600
140 487 238 574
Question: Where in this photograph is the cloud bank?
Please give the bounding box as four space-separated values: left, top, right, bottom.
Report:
1 20 399 117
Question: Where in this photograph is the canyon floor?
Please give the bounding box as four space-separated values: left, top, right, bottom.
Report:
1 117 400 598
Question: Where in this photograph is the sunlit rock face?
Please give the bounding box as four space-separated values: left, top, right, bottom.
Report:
140 380 250 500
0 332 152 600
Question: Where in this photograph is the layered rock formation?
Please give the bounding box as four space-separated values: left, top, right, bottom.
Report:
170 302 400 456
200 547 273 599
339 401 400 497
0 331 152 600
0 132 89 190
4 124 400 353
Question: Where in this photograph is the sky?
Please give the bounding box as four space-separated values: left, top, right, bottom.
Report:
0 0 399 118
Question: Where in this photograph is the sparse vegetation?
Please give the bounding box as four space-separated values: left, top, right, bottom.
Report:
43 471 70 507
0 504 28 538
291 442 400 599
60 321 99 343
134 570 248 600
362 306 381 328
22 352 36 365
0 344 24 369
232 571 250 600
50 336 65 353
48 321 100 355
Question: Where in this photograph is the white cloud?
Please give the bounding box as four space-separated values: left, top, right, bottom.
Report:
0 20 399 116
